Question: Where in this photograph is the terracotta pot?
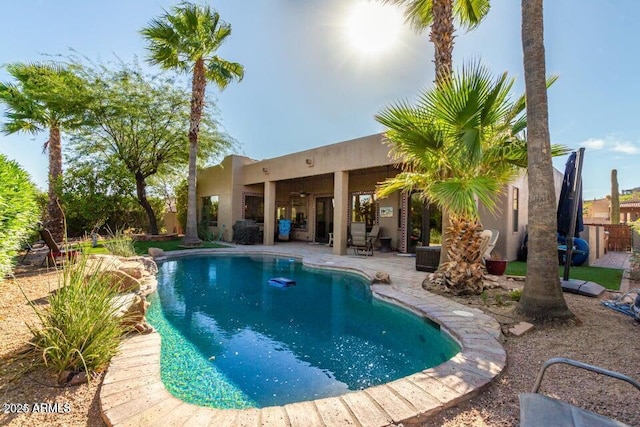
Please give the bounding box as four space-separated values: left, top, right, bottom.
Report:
486 259 507 276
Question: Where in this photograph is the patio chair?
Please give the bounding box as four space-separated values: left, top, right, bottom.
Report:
40 228 79 266
351 222 371 256
350 223 380 256
482 229 499 259
519 357 640 427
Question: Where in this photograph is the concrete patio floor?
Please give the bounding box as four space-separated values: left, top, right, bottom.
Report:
100 242 506 427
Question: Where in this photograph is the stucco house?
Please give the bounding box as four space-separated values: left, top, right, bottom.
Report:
584 194 640 225
196 133 545 261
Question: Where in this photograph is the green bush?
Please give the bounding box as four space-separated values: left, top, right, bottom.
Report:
103 228 136 257
26 256 129 375
508 288 523 301
0 154 40 280
61 162 164 237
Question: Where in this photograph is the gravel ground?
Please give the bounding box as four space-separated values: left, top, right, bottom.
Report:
420 278 640 427
1 255 638 427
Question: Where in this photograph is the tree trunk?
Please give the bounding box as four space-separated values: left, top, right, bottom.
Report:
439 209 450 264
430 0 454 84
517 0 574 322
430 0 455 263
46 126 65 241
135 173 159 235
182 58 206 246
611 169 620 224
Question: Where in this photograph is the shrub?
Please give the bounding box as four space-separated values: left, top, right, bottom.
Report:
103 227 136 257
0 154 40 280
509 288 523 301
26 256 129 375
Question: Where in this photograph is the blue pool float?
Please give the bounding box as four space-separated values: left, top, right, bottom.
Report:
268 277 296 288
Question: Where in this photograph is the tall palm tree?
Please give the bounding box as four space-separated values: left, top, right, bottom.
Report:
141 2 244 246
518 0 574 321
383 0 490 82
376 61 568 294
0 63 88 241
383 0 490 263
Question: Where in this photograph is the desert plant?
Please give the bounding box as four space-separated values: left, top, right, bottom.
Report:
26 256 129 376
480 290 489 305
0 154 40 280
103 227 136 257
509 288 523 301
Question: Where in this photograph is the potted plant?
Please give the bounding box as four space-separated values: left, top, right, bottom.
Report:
485 252 508 276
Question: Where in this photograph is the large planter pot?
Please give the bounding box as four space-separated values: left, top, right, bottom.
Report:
486 259 507 276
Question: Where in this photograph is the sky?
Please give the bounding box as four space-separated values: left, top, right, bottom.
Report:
1 0 639 200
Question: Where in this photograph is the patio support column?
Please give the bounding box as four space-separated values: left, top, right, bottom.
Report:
333 171 349 255
264 181 276 246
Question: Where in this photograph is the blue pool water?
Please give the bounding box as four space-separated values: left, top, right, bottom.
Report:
147 255 459 409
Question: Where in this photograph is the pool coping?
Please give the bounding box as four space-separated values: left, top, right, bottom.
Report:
100 248 506 427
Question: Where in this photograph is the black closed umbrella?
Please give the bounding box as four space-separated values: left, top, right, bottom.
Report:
556 148 585 281
557 151 584 238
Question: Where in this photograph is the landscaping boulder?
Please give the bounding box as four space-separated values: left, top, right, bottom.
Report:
103 269 141 293
86 254 123 273
125 256 158 275
147 247 164 258
118 260 146 279
372 271 391 284
121 295 153 334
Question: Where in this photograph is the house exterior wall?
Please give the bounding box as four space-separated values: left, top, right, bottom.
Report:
241 134 394 185
195 132 561 256
197 155 256 241
478 173 529 261
584 198 610 224
476 168 562 261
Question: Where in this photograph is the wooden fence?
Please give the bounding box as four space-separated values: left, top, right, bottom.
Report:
603 224 632 251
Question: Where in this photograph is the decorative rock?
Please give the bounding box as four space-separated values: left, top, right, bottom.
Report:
103 270 141 293
57 370 73 385
372 271 391 284
86 255 123 273
125 256 158 275
122 295 150 326
119 261 145 279
68 372 88 386
508 321 535 336
147 248 165 258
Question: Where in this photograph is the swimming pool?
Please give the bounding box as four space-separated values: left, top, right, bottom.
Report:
148 255 460 409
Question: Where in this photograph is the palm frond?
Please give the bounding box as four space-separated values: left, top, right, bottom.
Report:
206 58 245 90
454 0 490 31
382 0 433 33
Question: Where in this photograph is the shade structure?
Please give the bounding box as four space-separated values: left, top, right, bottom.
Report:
557 151 584 238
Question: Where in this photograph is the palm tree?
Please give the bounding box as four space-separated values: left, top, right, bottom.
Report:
517 0 574 321
376 61 568 294
383 0 490 264
383 0 490 82
0 63 88 241
141 2 244 246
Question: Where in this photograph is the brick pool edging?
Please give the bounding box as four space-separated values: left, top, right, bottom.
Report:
100 248 506 426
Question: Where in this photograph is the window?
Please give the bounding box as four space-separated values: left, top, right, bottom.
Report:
291 196 307 229
277 206 287 220
351 193 376 229
244 195 264 223
512 187 519 232
201 195 219 226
